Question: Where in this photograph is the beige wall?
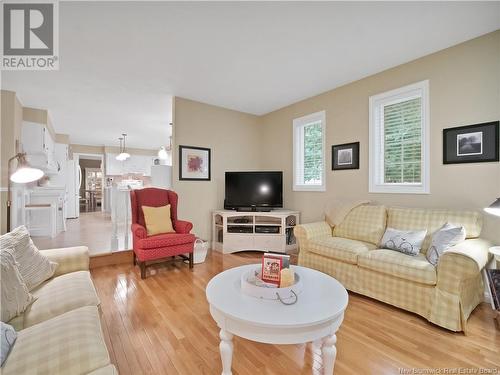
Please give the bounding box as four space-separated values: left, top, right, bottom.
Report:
172 97 262 240
70 144 105 156
55 133 70 144
1 90 23 234
22 106 56 139
260 30 500 244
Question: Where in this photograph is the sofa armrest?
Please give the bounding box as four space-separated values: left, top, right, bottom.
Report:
40 246 89 277
175 220 193 234
294 221 332 252
132 223 147 239
436 238 491 293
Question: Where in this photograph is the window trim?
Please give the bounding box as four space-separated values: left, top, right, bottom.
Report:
369 80 430 194
293 110 326 192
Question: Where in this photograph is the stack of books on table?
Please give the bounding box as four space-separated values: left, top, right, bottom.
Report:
486 269 500 330
260 253 294 288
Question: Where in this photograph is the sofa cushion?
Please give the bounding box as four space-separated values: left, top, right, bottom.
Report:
1 322 17 366
309 236 377 264
1 249 36 322
142 204 175 236
21 271 100 328
380 228 427 256
358 249 437 285
387 208 482 253
333 205 387 245
138 232 195 249
0 226 57 290
2 306 110 375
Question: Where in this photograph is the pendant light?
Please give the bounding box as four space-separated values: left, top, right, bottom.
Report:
158 122 173 161
115 137 125 161
116 133 130 161
158 146 168 160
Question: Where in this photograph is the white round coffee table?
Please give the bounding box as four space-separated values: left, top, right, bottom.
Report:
206 264 348 375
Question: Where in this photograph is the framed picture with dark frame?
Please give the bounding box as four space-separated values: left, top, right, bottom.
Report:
332 142 359 170
179 145 211 181
443 121 499 164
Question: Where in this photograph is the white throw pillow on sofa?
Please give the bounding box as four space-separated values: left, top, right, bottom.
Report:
426 223 466 266
0 248 37 322
380 227 427 256
0 226 57 290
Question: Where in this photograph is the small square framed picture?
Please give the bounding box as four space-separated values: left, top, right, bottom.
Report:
179 145 211 180
332 142 359 170
443 121 499 164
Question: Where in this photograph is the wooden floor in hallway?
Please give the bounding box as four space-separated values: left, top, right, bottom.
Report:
33 211 130 255
91 250 500 375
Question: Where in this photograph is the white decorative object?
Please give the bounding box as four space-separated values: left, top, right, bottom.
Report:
212 210 300 254
193 238 208 264
0 249 36 322
380 227 427 256
426 223 466 266
206 264 348 375
240 266 302 303
0 226 57 290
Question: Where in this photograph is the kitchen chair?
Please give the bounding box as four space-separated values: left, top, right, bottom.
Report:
130 188 195 279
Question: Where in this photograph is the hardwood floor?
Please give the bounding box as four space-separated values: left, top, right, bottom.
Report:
33 211 130 255
91 250 500 375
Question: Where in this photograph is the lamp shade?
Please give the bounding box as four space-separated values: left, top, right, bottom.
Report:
10 167 44 183
116 152 130 161
484 198 500 217
9 154 44 183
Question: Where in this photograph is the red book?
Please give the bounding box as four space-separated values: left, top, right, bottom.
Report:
261 255 283 285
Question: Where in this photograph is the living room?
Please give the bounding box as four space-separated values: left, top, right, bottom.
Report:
1 2 499 375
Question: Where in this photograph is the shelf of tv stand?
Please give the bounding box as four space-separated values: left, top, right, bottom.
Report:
212 209 300 254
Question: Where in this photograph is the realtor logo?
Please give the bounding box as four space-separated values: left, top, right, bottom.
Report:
2 1 59 70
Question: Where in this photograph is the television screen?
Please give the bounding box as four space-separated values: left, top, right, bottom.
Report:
224 171 283 210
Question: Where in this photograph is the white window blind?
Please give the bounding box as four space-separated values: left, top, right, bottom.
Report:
383 97 422 184
293 111 326 191
369 80 429 194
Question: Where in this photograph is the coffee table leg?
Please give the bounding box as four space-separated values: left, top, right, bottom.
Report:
219 329 233 375
321 334 337 375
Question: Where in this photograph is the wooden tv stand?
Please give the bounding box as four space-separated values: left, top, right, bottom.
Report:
212 209 300 254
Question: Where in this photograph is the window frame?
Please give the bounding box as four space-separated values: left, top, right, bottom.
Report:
292 110 326 192
369 80 430 194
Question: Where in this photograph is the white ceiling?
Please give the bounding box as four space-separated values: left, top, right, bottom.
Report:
2 2 500 149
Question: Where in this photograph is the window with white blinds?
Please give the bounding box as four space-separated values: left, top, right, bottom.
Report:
293 111 326 191
369 81 430 194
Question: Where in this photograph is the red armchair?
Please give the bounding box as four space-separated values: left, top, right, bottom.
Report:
130 188 195 279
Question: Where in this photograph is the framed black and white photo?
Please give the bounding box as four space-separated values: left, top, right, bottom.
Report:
443 121 499 164
179 145 211 180
332 142 359 170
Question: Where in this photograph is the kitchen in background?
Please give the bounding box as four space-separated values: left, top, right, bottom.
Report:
11 107 173 255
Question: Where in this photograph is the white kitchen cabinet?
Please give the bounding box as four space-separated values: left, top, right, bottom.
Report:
105 153 154 176
50 143 69 187
21 122 56 171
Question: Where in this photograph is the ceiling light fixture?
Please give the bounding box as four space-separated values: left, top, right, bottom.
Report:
158 146 168 160
116 134 130 161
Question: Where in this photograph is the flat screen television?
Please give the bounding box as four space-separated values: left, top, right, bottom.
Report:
224 171 283 211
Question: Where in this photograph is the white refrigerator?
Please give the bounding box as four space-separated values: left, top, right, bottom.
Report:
66 159 81 218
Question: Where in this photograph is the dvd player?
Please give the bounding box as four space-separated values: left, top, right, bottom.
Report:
255 226 280 234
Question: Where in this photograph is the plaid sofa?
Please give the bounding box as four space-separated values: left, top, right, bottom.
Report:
3 246 118 375
296 205 490 332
